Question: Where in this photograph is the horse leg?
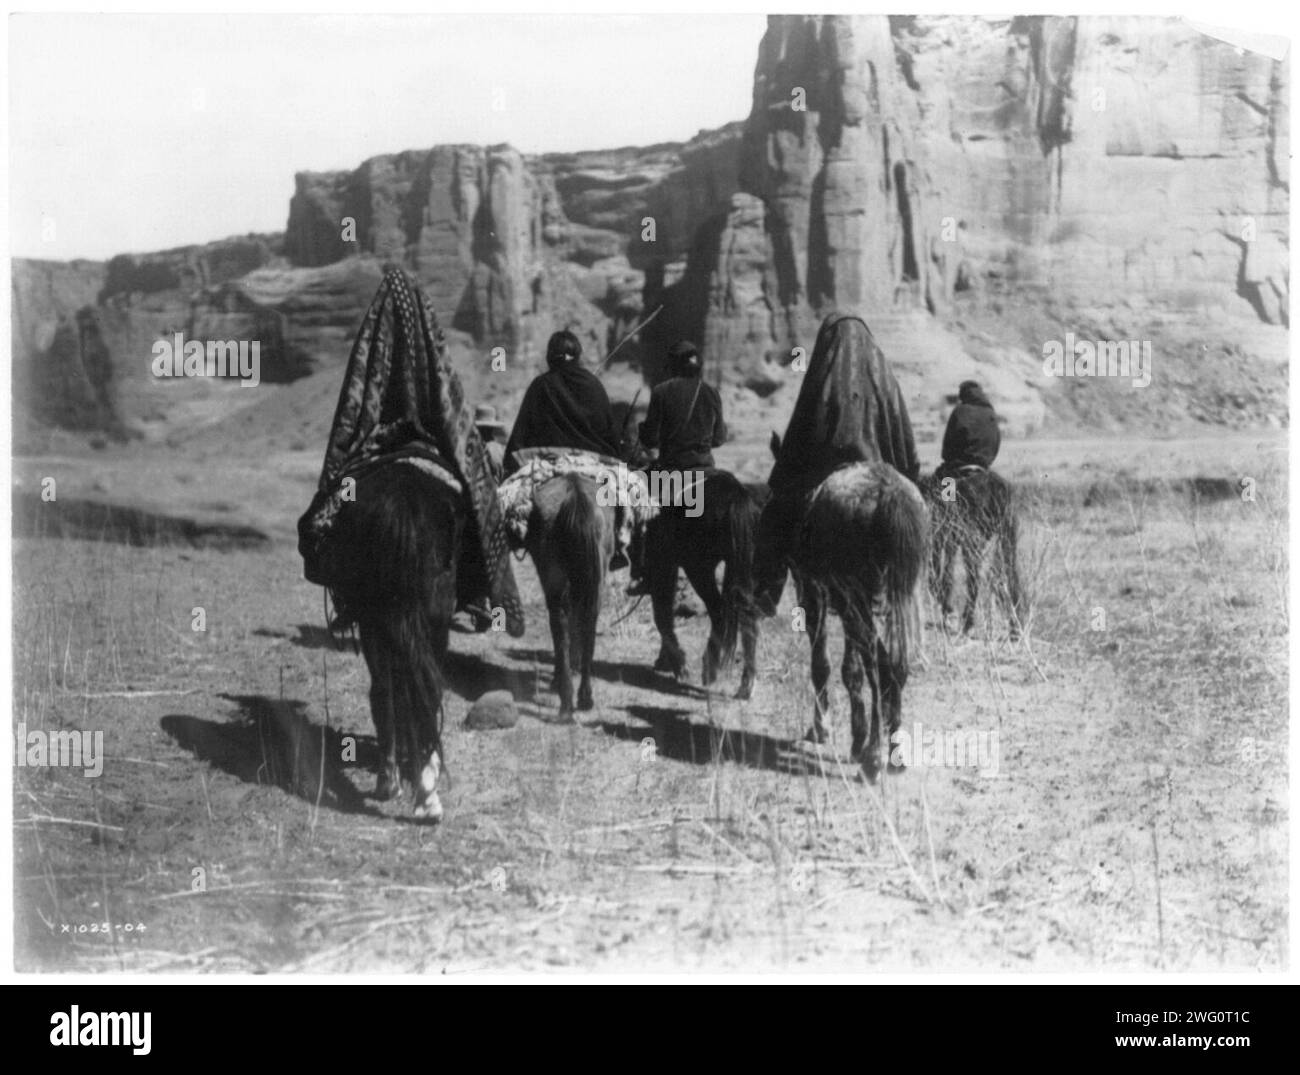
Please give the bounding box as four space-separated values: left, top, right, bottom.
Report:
842 632 868 763
881 635 908 776
649 553 687 680
360 627 400 800
929 521 947 604
409 616 445 822
938 533 957 624
839 596 882 776
684 560 726 688
1001 513 1023 640
548 596 575 721
804 582 831 744
960 535 981 635
576 576 600 712
736 605 759 701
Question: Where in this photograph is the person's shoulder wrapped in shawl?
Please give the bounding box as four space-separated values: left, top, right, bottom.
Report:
755 310 921 612
503 359 622 473
296 266 525 637
941 380 1000 469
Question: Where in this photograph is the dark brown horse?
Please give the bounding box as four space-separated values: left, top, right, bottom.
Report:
643 470 768 700
923 466 1023 638
757 436 929 780
321 461 464 820
528 472 617 720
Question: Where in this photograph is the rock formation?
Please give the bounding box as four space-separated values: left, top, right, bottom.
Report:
683 14 1288 433
10 16 1288 446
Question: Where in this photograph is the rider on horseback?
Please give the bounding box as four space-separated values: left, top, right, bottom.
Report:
755 311 921 614
504 330 624 471
626 340 727 597
935 379 1000 484
499 329 644 572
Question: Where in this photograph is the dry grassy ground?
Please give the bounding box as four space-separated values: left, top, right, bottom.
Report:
11 436 1288 973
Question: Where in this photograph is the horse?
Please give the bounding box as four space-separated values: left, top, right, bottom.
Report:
756 433 929 780
923 465 1023 638
642 470 769 700
527 472 617 720
320 461 463 821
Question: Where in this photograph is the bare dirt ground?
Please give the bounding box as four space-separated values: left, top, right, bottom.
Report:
11 431 1288 973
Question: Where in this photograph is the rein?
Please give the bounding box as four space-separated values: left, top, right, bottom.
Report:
608 592 647 627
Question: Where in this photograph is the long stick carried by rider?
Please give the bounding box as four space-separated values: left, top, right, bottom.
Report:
598 304 663 371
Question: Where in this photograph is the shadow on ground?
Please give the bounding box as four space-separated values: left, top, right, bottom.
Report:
161 694 376 814
505 646 711 699
598 703 825 776
253 623 344 651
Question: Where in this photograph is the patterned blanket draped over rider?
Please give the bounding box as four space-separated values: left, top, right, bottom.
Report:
297 266 524 637
758 311 922 606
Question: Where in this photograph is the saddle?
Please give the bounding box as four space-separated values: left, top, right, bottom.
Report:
496 447 657 551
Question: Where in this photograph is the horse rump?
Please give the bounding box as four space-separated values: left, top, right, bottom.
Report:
804 462 928 671
531 472 612 719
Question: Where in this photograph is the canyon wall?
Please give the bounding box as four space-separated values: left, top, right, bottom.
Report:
689 14 1288 420
11 15 1288 445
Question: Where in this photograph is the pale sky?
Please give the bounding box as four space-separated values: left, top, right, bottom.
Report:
8 13 767 260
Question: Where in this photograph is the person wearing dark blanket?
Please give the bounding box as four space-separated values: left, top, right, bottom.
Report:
755 311 921 613
504 330 622 473
626 341 727 596
639 341 727 470
298 266 524 637
936 380 1000 479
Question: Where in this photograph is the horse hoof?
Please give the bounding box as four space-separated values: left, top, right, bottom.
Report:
557 708 576 724
733 683 754 701
577 692 594 712
654 654 685 678
375 770 400 801
413 755 443 822
803 725 828 745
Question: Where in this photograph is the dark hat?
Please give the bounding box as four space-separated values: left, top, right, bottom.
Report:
667 340 701 377
546 330 582 369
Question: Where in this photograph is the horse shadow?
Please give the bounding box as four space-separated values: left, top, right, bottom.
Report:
253 624 343 652
161 694 380 815
504 646 711 700
597 703 814 775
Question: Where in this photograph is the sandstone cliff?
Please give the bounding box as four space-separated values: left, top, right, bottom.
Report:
11 15 1288 450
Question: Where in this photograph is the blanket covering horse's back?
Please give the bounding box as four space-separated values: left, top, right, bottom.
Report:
496 447 658 549
297 266 524 637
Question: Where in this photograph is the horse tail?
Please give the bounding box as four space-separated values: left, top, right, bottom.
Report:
719 478 761 666
383 587 446 752
339 466 456 766
554 472 605 620
870 470 930 670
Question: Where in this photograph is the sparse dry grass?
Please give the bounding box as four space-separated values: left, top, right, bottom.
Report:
11 448 1288 972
